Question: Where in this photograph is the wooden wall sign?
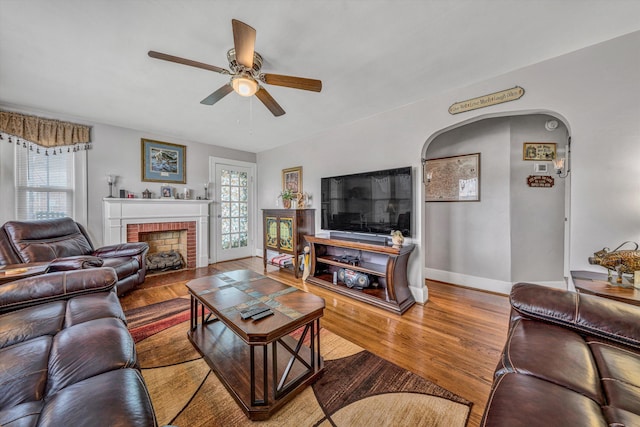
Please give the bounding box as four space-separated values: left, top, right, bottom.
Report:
527 175 555 188
449 86 525 114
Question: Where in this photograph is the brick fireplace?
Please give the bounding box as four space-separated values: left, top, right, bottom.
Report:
103 198 210 268
127 222 196 269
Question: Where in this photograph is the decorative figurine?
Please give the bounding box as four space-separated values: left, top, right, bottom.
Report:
588 241 640 285
391 230 405 248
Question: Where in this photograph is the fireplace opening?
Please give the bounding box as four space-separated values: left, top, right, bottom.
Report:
138 229 188 275
127 222 197 272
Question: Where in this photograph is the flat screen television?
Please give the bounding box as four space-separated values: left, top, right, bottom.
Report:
321 166 413 237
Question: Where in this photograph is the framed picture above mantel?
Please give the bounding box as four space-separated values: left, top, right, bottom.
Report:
141 138 186 184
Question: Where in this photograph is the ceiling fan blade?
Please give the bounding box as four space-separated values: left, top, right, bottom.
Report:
232 19 256 69
255 87 285 117
148 50 229 74
200 84 234 105
262 73 322 92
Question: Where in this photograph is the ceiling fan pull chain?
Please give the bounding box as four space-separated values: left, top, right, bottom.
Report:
249 96 253 135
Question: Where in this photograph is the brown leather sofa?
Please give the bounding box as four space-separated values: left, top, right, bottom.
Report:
481 283 640 426
0 267 157 426
0 217 148 295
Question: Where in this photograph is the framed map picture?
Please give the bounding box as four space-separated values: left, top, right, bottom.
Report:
141 138 186 184
424 153 480 202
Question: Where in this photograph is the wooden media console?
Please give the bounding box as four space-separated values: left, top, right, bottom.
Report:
304 235 415 314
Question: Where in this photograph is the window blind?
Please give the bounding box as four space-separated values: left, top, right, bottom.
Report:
15 148 74 220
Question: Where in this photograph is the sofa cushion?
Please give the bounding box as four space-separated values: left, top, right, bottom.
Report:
483 373 606 427
496 318 604 403
65 290 126 326
0 336 51 409
3 218 93 263
589 339 640 415
33 369 155 427
47 317 137 396
0 301 65 348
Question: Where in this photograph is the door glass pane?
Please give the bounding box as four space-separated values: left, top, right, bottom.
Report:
220 167 249 250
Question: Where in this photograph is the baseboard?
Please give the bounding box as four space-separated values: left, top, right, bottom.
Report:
425 268 513 295
424 268 568 295
408 283 429 304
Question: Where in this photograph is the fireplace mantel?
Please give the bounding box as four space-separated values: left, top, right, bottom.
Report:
102 198 211 268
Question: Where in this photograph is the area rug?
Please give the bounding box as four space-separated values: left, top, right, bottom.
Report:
126 298 472 426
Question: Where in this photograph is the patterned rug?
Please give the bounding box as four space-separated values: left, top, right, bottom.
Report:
125 298 472 426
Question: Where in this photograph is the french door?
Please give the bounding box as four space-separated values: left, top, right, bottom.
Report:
211 158 255 262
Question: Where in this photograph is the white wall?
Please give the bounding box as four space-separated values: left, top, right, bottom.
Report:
425 118 512 283
257 30 640 297
0 106 256 251
509 115 567 283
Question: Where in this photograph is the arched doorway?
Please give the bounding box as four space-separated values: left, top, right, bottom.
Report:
421 112 571 294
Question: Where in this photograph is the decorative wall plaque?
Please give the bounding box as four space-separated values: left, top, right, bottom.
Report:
449 86 525 115
527 175 555 188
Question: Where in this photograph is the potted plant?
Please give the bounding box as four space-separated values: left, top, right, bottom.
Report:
279 188 295 208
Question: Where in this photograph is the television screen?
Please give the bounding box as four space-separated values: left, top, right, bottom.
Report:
321 166 412 237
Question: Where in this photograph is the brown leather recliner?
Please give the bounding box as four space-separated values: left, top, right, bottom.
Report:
0 267 157 426
481 283 640 426
0 217 148 295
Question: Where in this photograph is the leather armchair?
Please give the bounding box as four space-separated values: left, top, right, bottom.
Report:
481 283 640 426
0 217 148 295
0 268 157 426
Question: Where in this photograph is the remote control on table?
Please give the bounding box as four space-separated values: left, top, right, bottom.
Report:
240 306 271 320
251 310 274 321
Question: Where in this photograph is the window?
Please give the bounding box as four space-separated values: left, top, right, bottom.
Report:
15 148 75 220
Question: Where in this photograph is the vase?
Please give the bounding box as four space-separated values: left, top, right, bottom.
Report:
283 199 291 209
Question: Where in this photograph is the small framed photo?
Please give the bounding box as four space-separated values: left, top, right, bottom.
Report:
282 166 303 193
141 138 186 183
523 142 556 161
160 185 173 198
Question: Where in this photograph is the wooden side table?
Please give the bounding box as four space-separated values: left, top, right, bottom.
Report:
571 270 640 306
0 262 49 285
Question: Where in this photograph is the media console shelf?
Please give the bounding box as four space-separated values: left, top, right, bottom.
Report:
304 235 415 314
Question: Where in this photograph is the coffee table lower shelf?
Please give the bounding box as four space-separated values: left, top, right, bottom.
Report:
187 317 324 421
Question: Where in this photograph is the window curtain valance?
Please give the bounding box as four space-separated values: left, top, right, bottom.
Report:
0 110 92 154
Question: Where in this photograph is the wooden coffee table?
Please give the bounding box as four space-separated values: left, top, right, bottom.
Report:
186 269 325 420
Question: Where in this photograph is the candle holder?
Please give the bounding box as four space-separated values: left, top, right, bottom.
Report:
203 183 209 200
106 175 116 198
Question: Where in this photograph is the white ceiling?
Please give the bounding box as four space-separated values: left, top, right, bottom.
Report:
1 0 639 153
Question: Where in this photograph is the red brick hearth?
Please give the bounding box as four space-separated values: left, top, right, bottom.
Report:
127 222 197 269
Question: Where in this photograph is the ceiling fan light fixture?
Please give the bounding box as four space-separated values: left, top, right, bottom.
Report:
232 75 258 97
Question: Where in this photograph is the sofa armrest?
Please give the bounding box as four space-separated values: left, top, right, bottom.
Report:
511 282 640 349
0 267 118 314
92 242 149 258
46 255 104 272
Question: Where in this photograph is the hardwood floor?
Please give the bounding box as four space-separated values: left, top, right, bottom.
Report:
120 257 511 427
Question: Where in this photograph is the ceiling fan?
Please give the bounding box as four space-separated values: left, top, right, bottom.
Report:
148 19 322 117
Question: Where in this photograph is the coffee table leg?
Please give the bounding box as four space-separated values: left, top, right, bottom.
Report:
250 344 268 406
190 295 197 330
